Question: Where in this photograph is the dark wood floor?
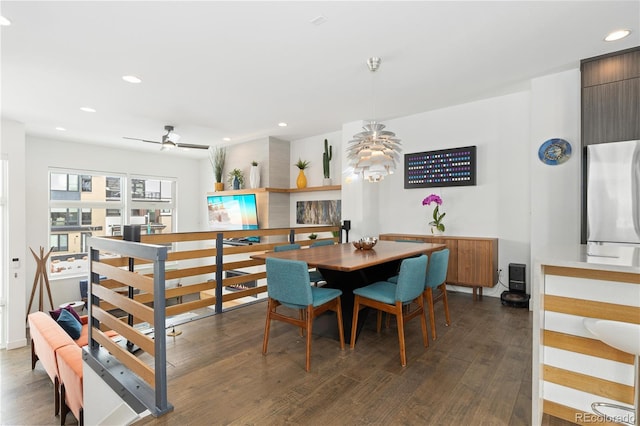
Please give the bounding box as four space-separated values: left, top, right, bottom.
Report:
1 292 575 425
0 293 544 425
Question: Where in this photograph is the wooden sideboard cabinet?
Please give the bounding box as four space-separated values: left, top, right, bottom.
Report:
379 234 498 300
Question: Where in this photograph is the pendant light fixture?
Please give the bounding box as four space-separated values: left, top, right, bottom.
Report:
346 57 402 182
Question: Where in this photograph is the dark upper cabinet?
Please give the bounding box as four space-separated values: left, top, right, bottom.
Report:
581 47 640 145
582 49 639 87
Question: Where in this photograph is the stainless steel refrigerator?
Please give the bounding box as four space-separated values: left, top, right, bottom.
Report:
587 140 640 246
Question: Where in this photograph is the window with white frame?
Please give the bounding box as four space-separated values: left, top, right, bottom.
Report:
49 169 176 278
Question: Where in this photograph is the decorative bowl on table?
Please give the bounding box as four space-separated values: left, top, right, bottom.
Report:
352 237 378 250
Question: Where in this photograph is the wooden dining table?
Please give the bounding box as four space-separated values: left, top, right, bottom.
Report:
252 240 446 340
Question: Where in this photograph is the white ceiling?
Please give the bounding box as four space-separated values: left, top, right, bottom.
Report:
1 1 639 158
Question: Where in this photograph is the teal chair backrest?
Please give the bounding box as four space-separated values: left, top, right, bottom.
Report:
425 249 449 289
266 258 312 307
274 243 301 252
395 254 428 303
310 240 334 247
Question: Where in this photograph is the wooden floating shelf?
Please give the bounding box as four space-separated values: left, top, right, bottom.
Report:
210 185 341 195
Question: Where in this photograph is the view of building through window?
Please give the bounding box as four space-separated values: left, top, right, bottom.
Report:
49 170 175 278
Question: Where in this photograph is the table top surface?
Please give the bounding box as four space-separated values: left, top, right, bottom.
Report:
251 240 446 272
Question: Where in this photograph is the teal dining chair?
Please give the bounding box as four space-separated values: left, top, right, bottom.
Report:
263 257 345 372
274 243 301 252
387 249 451 340
310 240 335 247
350 254 429 367
274 243 325 286
308 240 335 285
424 249 451 340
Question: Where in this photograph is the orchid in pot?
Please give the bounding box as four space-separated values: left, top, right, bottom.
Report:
422 194 446 234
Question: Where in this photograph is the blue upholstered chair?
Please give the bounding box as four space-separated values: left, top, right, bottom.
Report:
424 249 451 340
388 249 451 340
350 254 429 367
308 240 335 285
263 258 345 372
310 240 335 247
274 243 301 252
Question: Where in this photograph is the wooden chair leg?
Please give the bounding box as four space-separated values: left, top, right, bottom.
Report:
335 298 345 350
262 299 273 355
395 302 407 367
299 309 305 336
376 310 383 333
305 306 313 372
425 288 437 340
440 283 451 326
417 296 429 348
350 296 361 348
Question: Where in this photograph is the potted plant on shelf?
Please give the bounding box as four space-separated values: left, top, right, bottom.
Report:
295 158 310 189
322 139 332 186
209 146 226 191
228 168 245 190
249 161 260 189
308 233 318 240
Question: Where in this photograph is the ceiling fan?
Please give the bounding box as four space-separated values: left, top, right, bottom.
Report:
124 125 210 151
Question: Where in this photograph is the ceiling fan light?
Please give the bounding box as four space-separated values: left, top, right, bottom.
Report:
166 131 181 143
160 141 176 151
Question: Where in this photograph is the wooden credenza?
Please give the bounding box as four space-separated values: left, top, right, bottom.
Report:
379 234 498 300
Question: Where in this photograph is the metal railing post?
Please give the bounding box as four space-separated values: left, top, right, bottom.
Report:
215 233 224 313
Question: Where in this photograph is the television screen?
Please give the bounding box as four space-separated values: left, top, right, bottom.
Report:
207 194 259 231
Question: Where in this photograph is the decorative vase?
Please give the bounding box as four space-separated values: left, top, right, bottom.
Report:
431 226 444 236
250 165 260 189
296 170 307 189
215 182 224 192
233 176 240 190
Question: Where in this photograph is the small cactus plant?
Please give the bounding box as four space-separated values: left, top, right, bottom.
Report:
323 139 333 179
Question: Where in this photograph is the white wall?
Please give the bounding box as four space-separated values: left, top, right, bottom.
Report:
289 131 342 188
0 119 28 349
374 91 532 297
289 131 343 238
25 137 202 314
529 69 582 278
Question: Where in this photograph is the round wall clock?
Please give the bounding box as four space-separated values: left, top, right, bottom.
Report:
538 138 571 165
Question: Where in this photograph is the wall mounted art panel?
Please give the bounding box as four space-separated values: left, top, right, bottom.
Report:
404 145 477 188
296 200 341 225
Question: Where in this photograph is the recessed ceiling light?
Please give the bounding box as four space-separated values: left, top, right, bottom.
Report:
122 75 142 84
310 15 328 26
80 107 96 113
55 127 66 131
604 29 631 41
278 122 288 127
223 137 231 141
0 16 11 26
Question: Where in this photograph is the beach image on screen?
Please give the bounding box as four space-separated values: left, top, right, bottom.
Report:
207 194 258 231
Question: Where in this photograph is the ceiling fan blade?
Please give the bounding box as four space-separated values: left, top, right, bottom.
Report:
123 136 162 145
177 142 210 150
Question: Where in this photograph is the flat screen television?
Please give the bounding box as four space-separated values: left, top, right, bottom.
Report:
207 194 259 232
